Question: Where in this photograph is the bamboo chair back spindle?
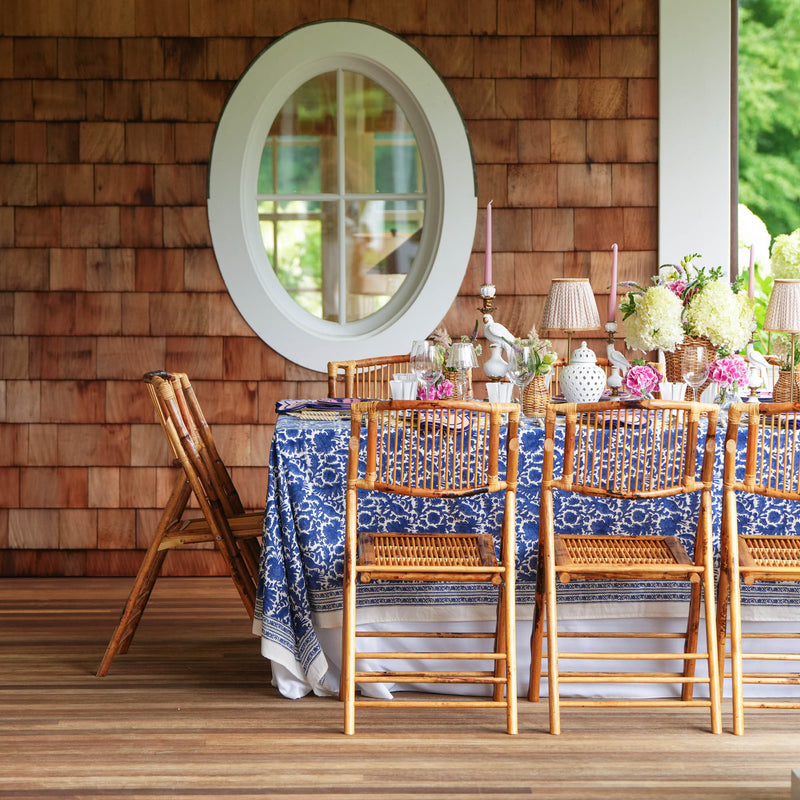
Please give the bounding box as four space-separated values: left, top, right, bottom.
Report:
327 354 413 399
530 399 722 734
716 401 800 735
96 371 262 677
341 399 520 734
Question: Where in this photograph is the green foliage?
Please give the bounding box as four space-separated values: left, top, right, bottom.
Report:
739 0 800 238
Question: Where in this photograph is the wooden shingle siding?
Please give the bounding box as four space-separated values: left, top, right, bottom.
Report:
0 0 659 576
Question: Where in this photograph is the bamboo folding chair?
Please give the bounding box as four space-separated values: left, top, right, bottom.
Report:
327 354 412 399
529 399 722 734
341 399 520 734
96 371 262 677
716 401 800 735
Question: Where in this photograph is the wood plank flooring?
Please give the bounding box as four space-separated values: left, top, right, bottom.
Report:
2 577 799 800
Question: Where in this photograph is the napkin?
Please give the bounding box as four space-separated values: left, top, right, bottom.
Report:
275 398 356 414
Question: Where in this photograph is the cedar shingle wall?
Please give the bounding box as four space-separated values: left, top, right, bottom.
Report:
0 0 659 577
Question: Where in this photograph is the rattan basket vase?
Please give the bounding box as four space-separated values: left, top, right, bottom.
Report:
522 375 549 417
664 335 718 394
773 370 800 403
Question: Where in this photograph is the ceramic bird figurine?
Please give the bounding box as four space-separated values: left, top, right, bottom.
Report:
482 314 516 360
606 343 631 374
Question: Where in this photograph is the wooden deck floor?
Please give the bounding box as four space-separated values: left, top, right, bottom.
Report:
2 577 799 800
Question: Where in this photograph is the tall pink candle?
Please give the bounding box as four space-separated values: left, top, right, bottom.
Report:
748 244 755 299
608 243 618 323
484 200 492 285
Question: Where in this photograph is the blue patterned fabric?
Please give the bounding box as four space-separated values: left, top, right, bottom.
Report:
255 415 800 685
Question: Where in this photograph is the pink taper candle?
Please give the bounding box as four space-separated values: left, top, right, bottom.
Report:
608 243 618 323
484 200 492 285
748 244 755 299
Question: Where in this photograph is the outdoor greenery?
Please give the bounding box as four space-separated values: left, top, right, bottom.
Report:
738 0 800 239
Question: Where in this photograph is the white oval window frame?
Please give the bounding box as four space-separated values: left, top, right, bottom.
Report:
207 20 477 373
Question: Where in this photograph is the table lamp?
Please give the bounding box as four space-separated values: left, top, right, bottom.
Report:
764 278 800 402
541 277 601 358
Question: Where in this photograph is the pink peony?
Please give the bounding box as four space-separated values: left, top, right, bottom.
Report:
708 354 748 390
624 363 662 398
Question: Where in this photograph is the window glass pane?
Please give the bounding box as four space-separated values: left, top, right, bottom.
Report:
259 199 338 321
344 73 423 194
346 199 419 321
262 72 338 194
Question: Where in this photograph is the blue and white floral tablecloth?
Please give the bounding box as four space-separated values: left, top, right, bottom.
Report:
254 415 800 695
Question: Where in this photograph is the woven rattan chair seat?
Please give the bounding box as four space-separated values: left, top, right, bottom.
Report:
557 534 684 566
359 531 497 569
741 535 800 567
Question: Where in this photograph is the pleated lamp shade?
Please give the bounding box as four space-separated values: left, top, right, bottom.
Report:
764 279 800 333
541 278 601 355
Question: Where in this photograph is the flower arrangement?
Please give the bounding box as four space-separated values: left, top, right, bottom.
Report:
708 353 747 398
520 325 558 376
770 229 800 280
623 360 662 399
421 324 482 399
771 334 800 372
620 254 755 356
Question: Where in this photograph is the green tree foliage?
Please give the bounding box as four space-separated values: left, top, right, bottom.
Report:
739 0 800 238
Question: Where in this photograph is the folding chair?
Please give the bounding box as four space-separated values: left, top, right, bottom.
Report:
341 399 520 734
530 399 722 734
716 400 800 735
327 354 412 399
96 371 262 676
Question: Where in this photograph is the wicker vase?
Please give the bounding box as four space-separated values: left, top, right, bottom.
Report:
522 375 549 417
664 335 718 395
773 370 800 403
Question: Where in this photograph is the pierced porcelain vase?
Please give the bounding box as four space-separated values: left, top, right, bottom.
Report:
559 341 606 403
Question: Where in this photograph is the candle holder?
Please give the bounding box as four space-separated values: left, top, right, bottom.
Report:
479 283 496 316
605 321 630 396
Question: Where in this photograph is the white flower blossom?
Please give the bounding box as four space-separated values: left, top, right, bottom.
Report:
771 230 800 279
624 285 684 353
684 281 754 354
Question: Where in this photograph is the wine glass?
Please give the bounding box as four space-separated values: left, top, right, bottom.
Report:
410 340 443 400
506 344 536 404
681 345 709 402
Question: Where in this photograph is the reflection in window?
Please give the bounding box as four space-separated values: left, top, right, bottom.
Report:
257 70 426 324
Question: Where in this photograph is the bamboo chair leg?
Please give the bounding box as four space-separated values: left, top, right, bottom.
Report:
492 589 506 703
702 554 722 735
341 500 357 734
240 535 262 584
681 580 702 702
529 553 546 702
716 550 731 690
728 548 744 736
503 568 518 735
96 475 191 676
541 505 561 734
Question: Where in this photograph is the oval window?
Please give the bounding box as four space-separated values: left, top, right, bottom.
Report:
208 21 476 372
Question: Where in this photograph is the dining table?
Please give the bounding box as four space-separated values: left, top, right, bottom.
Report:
254 407 800 700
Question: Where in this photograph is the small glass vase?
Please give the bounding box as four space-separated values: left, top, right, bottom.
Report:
713 386 736 427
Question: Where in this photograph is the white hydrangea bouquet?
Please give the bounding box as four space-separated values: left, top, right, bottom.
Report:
619 253 755 356
771 229 800 279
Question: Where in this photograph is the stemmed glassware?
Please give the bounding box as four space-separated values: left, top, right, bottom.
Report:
681 344 709 402
506 344 536 404
410 340 443 400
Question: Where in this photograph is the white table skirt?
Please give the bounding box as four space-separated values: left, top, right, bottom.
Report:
264 602 800 701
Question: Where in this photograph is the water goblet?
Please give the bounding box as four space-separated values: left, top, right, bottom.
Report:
682 344 709 402
410 340 443 400
506 344 536 404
